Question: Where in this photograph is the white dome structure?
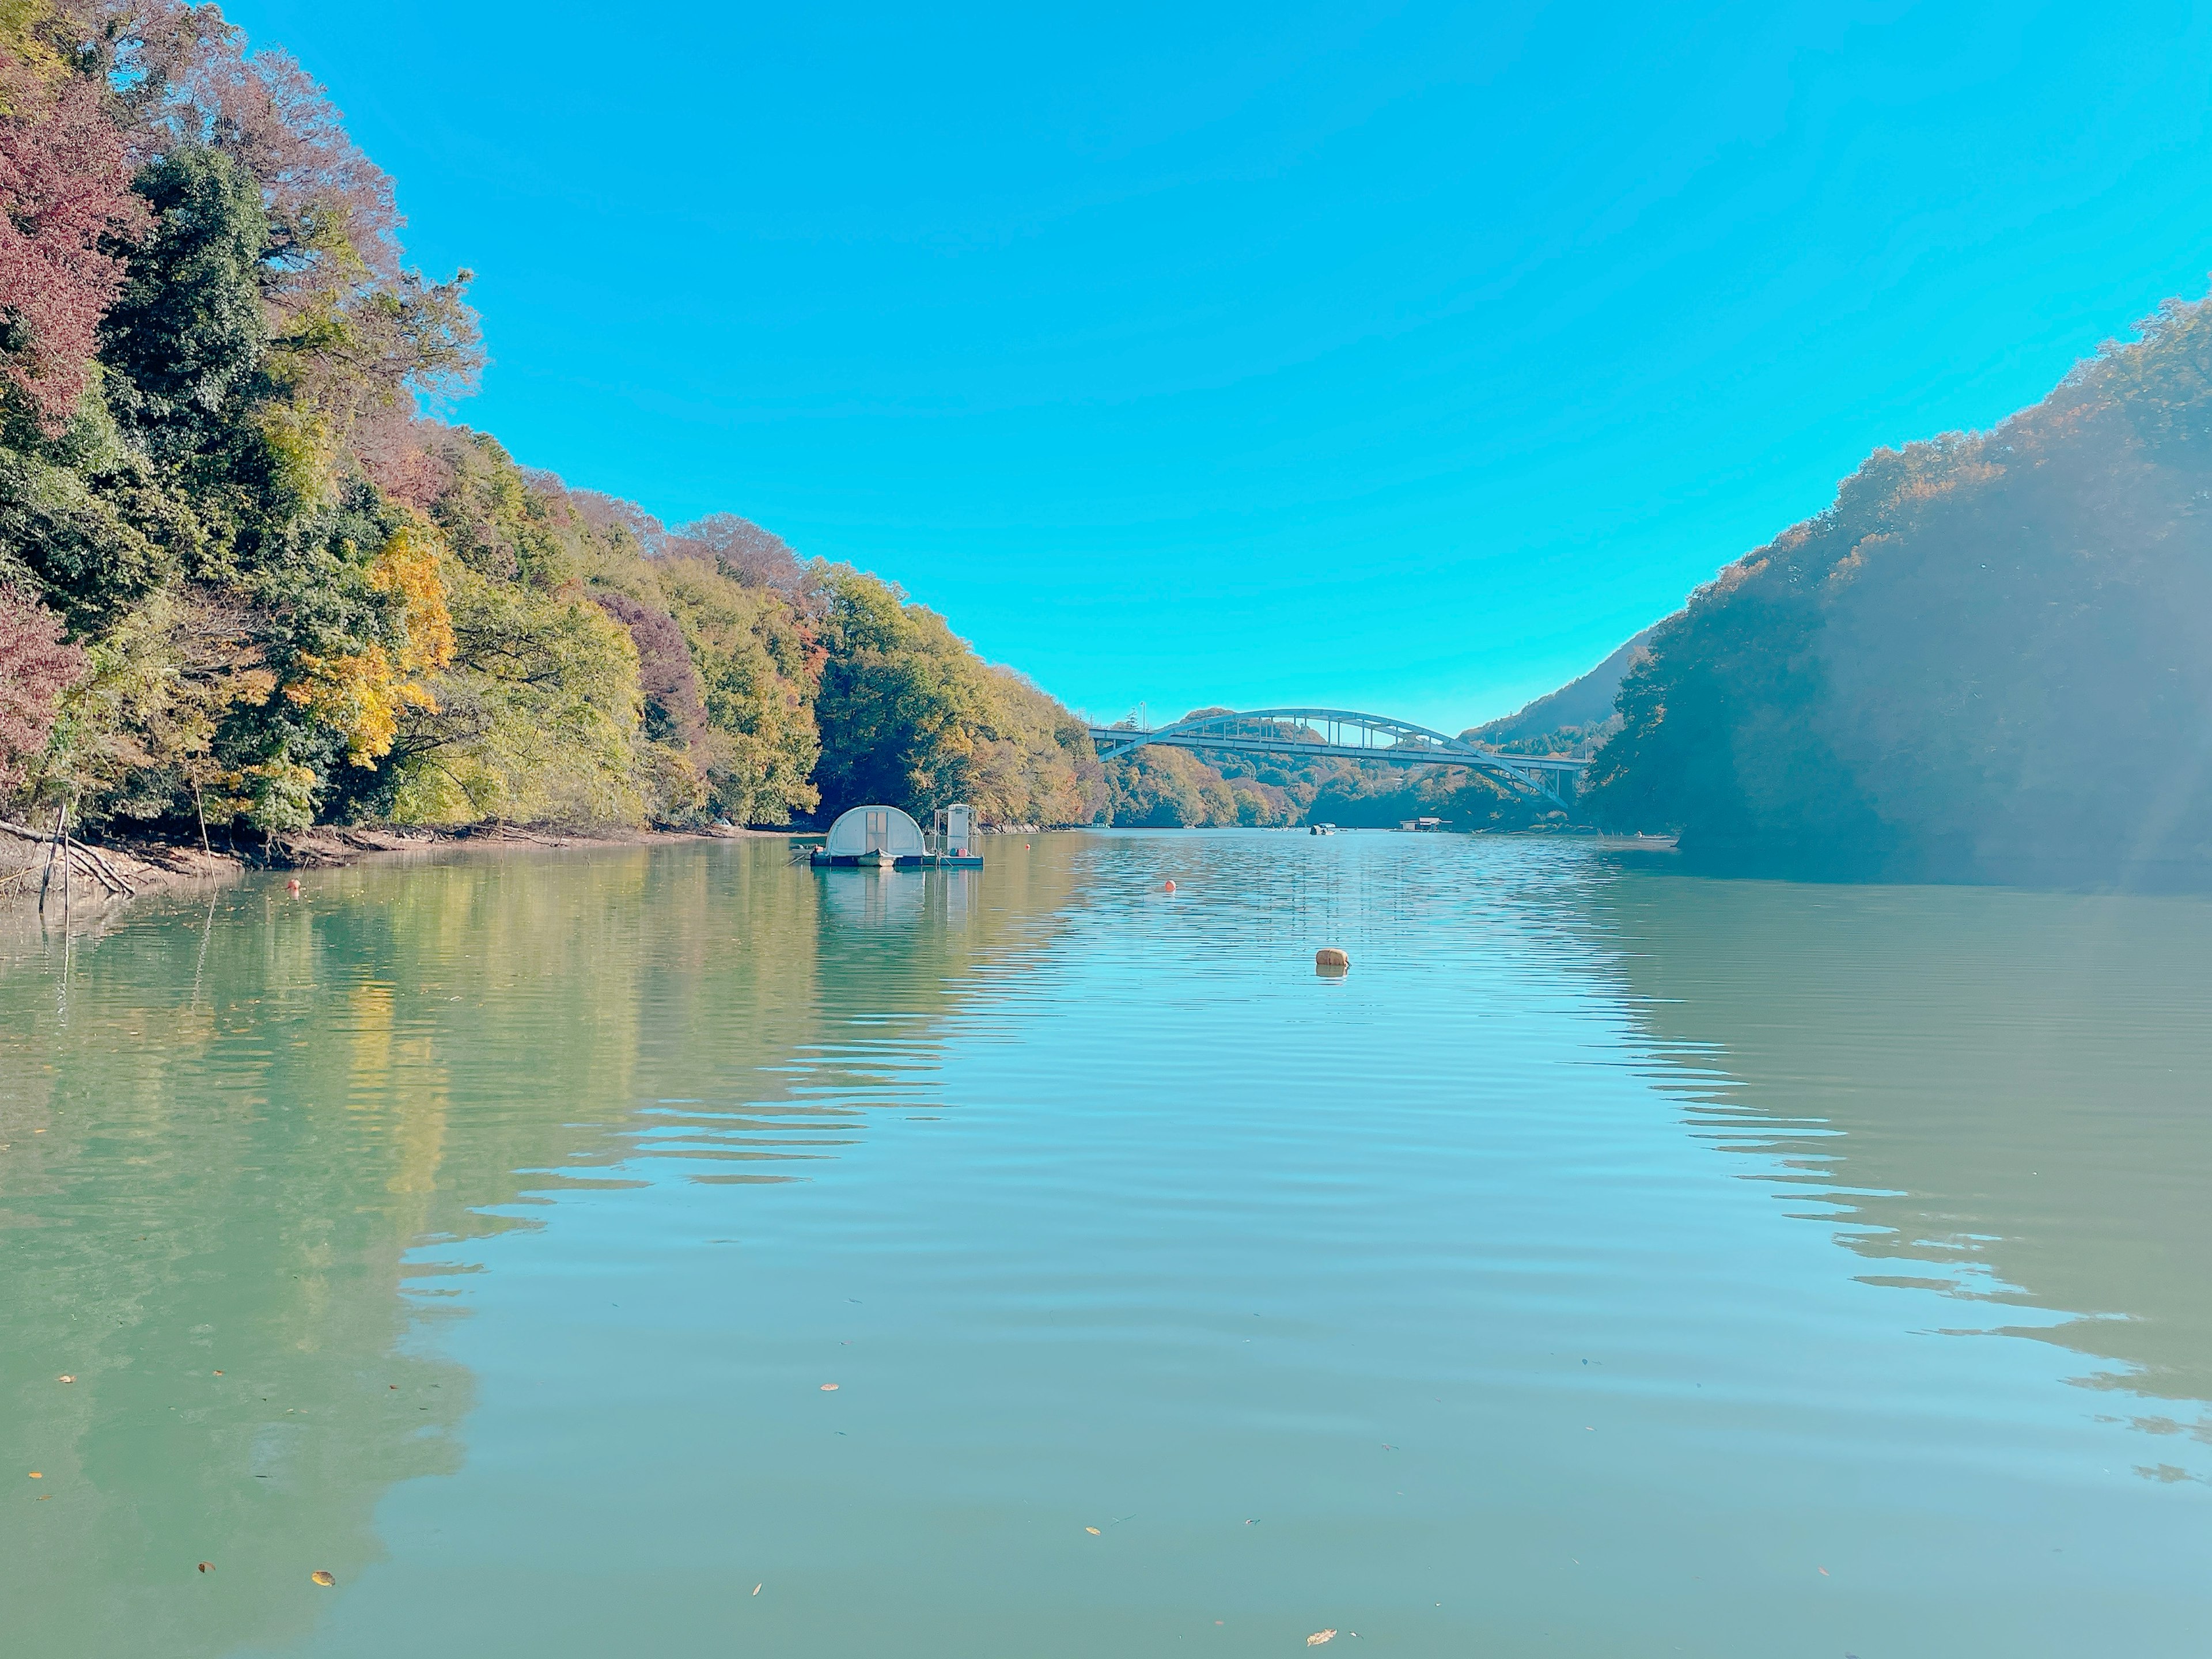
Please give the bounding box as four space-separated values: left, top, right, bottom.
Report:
816 804 928 866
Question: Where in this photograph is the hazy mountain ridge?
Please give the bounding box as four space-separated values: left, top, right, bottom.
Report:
1468 628 1653 748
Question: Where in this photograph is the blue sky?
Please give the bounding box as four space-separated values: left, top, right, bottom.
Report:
228 1 2211 730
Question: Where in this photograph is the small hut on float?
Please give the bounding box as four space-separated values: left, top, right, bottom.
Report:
809 804 984 869
812 805 927 868
931 804 981 866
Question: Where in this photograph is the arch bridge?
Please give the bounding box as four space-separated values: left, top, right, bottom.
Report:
1085 708 1587 809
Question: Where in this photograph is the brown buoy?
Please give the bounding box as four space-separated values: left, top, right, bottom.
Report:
1315 947 1350 974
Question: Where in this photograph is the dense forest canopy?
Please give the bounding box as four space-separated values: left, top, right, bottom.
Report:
0 1 1099 840
1584 296 2212 882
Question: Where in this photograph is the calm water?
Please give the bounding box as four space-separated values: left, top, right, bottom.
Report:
3 834 2208 1657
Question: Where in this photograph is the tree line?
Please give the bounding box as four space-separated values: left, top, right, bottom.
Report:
1099 711 1571 832
0 2 1103 844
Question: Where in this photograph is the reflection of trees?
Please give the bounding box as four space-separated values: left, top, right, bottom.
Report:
0 891 480 1657
0 838 1084 1656
1585 873 2212 1433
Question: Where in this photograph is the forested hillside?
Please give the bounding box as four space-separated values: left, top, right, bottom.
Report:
1100 710 1568 832
1585 296 2212 882
0 2 1100 844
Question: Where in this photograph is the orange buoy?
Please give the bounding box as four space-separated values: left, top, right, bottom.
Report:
1164 880 1176 893
285 878 301 896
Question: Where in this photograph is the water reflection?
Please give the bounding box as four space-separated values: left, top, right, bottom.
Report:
1589 870 2212 1473
0 840 1074 1657
7 835 2210 1657
1 885 477 1654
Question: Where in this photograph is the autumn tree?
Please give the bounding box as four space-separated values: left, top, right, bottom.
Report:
3 2 1100 846
0 26 143 429
0 584 81 800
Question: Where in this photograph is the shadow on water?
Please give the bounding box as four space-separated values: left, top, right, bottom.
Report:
1584 867 2212 1476
0 838 1077 1658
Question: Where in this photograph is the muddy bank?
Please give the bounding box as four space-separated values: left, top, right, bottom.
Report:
0 820 785 919
1 819 243 912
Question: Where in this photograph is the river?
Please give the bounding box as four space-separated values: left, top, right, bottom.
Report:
3 832 2207 1657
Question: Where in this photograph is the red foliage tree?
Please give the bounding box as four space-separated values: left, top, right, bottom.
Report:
669 512 810 600
0 587 85 802
67 0 403 300
591 589 710 753
0 55 143 429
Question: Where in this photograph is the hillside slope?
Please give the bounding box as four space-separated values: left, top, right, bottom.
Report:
1467 627 1653 754
1584 295 2212 884
0 2 1101 839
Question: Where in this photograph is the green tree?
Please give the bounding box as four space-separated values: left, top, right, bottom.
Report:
99 145 268 464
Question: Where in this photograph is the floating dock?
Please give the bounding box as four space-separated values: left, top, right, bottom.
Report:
809 804 983 869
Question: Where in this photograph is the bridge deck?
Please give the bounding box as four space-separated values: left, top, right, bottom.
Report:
1084 727 1587 772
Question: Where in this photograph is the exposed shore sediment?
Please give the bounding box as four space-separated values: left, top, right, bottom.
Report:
0 821 781 919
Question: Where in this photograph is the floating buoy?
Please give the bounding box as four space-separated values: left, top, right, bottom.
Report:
1315 947 1350 972
1164 880 1176 893
285 878 301 896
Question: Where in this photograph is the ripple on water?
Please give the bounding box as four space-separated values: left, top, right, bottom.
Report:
1 832 2207 1657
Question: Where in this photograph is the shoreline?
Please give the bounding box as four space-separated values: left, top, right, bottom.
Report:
2 819 1681 927
0 820 789 921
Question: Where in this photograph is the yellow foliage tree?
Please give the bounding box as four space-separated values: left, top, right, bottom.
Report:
287 525 456 766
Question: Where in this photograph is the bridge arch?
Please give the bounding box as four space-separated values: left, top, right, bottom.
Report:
1084 707 1586 806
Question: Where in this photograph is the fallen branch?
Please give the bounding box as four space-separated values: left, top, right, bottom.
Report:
6 816 138 897
71 840 136 897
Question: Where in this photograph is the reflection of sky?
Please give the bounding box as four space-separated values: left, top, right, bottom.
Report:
5 837 2209 1657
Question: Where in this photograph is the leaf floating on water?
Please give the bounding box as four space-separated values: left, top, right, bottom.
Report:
1085 1527 1100 1535
309 1570 336 1587
1308 1630 1338 1646
26 1472 40 1479
752 1584 762 1596
820 1383 839 1392
197 1562 213 1573
56 1374 74 1384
